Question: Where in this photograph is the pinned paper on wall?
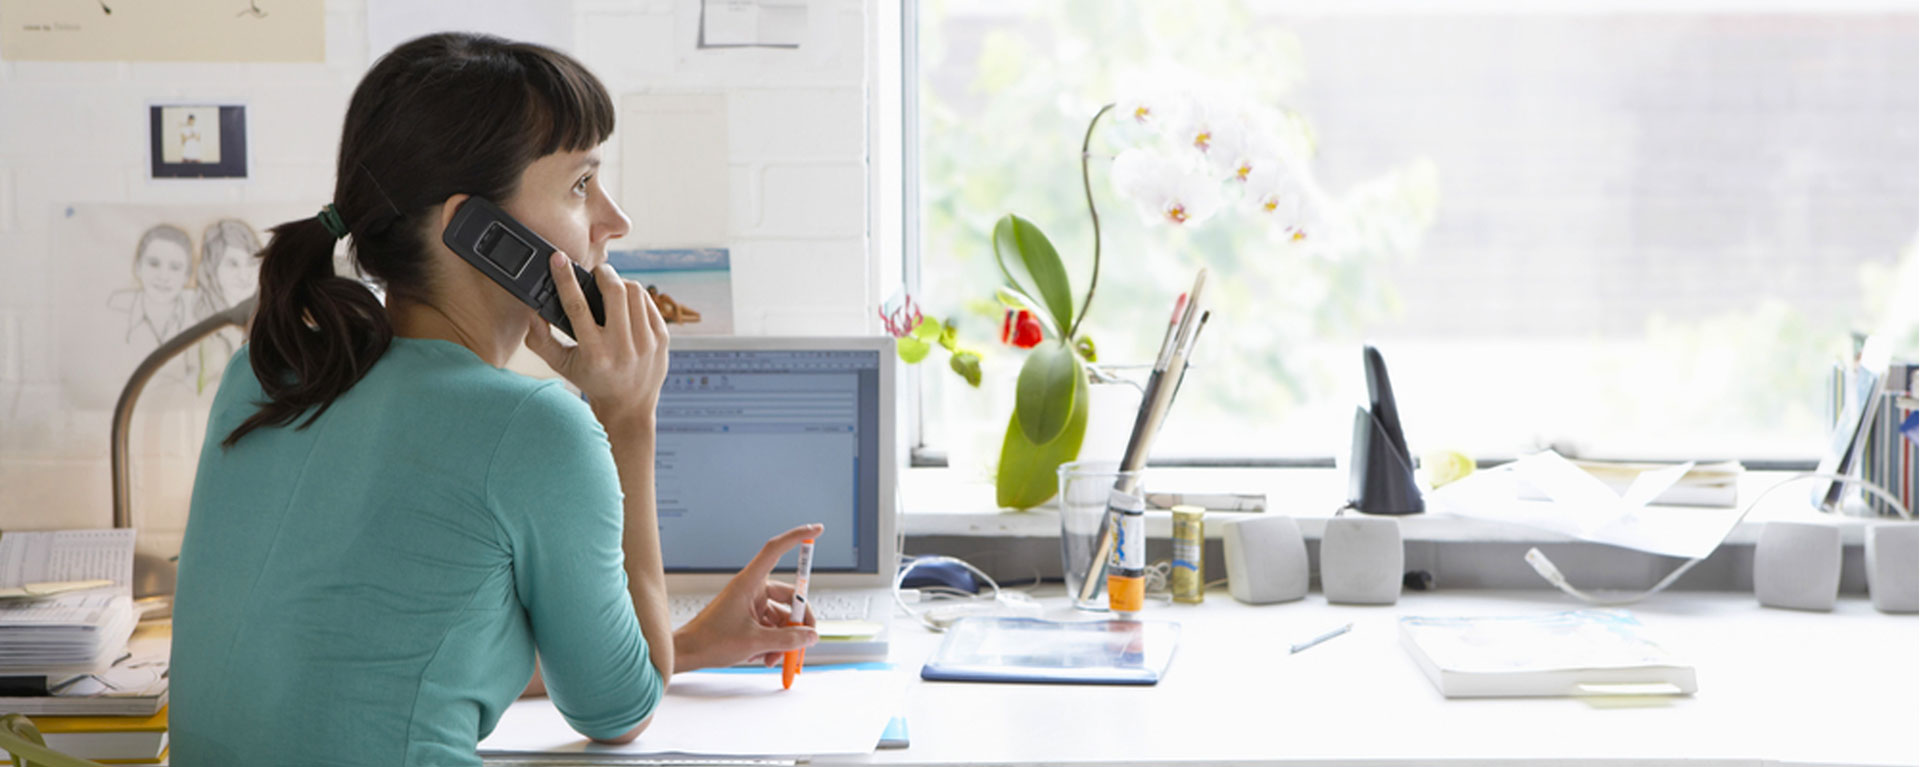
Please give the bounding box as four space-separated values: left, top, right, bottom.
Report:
0 0 323 62
699 0 806 48
365 0 572 66
619 93 729 249
51 204 311 411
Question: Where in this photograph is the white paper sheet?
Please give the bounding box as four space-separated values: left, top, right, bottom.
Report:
0 529 136 590
618 93 729 250
0 0 323 62
700 0 806 48
478 667 910 758
52 204 312 411
365 0 572 66
1431 451 1746 559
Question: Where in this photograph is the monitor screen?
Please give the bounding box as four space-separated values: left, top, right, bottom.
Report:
654 347 883 574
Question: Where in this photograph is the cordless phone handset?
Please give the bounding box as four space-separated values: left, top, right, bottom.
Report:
441 196 606 340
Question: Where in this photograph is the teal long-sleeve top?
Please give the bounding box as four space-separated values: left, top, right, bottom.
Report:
171 338 663 767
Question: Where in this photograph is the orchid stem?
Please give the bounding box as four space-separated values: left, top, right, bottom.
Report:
1066 102 1115 343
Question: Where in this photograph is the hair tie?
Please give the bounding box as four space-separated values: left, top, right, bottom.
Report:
316 204 349 240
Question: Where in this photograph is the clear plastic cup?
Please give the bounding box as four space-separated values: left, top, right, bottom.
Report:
1057 461 1144 611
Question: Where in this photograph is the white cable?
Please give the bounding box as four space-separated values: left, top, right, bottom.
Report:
891 554 1003 632
1527 471 1910 606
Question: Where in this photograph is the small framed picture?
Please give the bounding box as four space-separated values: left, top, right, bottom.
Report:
149 103 248 179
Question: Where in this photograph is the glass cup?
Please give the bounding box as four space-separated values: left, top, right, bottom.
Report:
1057 461 1144 612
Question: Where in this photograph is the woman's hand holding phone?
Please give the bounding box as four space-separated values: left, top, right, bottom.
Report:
524 251 669 427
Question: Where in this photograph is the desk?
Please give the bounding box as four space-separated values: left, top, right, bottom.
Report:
860 589 1916 766
485 588 1916 766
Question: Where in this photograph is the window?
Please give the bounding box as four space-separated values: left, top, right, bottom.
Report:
911 0 1918 467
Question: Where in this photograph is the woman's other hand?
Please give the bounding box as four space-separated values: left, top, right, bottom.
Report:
672 524 824 673
524 252 668 427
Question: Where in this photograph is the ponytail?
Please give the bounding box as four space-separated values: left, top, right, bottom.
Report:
222 214 392 447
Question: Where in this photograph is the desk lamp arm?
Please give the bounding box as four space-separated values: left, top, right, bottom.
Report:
110 296 255 531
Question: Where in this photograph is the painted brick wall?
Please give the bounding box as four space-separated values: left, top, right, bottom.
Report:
0 0 881 548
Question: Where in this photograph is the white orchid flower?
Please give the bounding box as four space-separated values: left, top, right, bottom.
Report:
1112 147 1224 227
1172 91 1256 167
1216 130 1286 186
1113 89 1182 133
1112 65 1198 134
1244 160 1315 240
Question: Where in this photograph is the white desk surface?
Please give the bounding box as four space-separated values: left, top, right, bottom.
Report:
483 588 1916 767
844 588 1917 767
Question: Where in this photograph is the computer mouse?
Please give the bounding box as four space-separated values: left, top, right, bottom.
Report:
898 559 980 594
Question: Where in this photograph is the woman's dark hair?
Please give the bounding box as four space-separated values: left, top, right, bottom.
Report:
226 32 614 447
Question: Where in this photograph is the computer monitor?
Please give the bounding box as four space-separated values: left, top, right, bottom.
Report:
654 336 897 591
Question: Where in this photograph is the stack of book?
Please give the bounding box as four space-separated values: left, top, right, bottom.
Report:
1821 349 1919 518
0 592 137 677
0 529 167 764
1861 362 1919 518
24 706 169 765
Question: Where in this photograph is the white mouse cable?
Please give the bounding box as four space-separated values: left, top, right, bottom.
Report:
892 554 1003 632
1526 471 1910 606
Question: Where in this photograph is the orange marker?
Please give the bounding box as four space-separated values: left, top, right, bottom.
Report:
782 538 815 690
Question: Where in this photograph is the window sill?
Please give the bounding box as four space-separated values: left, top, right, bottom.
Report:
899 466 1895 545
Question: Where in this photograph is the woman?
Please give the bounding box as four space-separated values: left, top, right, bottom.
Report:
171 33 818 766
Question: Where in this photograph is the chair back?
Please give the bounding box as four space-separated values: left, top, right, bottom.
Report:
0 714 106 767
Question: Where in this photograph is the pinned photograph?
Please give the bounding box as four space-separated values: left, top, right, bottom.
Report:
606 248 734 335
149 104 249 179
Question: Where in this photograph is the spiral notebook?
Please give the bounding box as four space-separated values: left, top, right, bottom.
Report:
919 617 1180 685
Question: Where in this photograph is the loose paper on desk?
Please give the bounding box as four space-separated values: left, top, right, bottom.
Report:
1429 451 1743 559
478 667 911 757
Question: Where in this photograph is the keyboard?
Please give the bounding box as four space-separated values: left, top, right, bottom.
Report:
668 591 878 627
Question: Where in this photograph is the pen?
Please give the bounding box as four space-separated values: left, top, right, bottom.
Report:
782 538 815 690
1290 622 1353 654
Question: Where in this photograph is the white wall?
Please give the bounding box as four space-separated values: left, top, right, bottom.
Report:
0 0 884 552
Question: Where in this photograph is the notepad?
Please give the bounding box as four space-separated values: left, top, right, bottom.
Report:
478 666 911 758
919 617 1180 685
1399 610 1697 698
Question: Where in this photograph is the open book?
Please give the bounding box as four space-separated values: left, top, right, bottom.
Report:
1399 610 1696 698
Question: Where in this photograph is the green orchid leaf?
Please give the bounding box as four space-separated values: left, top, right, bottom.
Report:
1014 342 1081 444
995 370 1089 509
896 333 931 364
910 315 943 341
992 214 1076 336
938 320 959 352
949 350 982 387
